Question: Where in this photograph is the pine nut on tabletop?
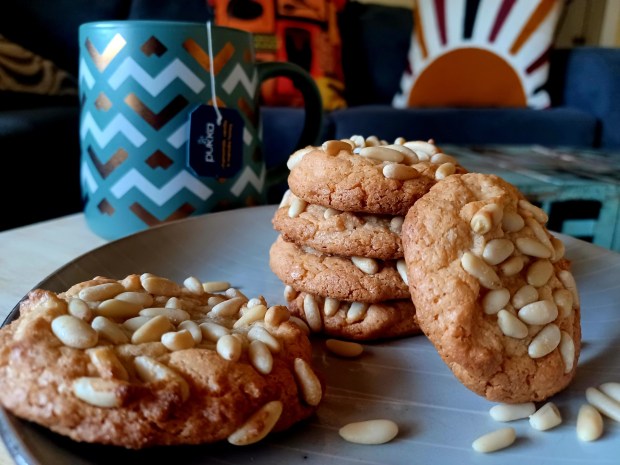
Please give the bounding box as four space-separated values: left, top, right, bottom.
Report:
489 402 536 422
471 427 516 453
576 404 604 442
325 339 364 358
529 402 562 431
339 419 399 445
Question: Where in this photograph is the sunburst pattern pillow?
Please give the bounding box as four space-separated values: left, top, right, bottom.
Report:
393 0 564 109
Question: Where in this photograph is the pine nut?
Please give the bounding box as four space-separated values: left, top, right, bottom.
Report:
502 210 525 232
264 305 290 327
227 400 283 446
68 298 93 322
403 140 438 156
518 199 548 223
526 217 553 251
78 282 125 302
512 285 538 310
51 315 98 349
226 287 248 300
283 285 298 302
286 146 311 170
72 377 126 408
114 291 153 307
470 204 502 235
234 304 267 328
526 260 554 287
585 386 620 421
358 146 404 163
211 297 246 317
323 207 340 219
382 163 419 180
351 256 379 275
385 144 418 164
122 316 152 332
91 316 129 344
325 339 363 357
529 402 562 430
482 239 514 266
288 196 307 218
139 307 190 325
393 137 406 145
599 382 620 402
303 294 322 332
141 275 181 296
96 298 143 320
558 270 580 308
87 346 129 380
216 334 243 361
199 321 230 342
500 255 525 276
131 315 173 344
497 310 528 339
323 297 340 317
365 135 380 146
431 153 457 165
161 329 195 351
528 324 561 358
248 340 273 374
389 216 404 233
576 404 604 441
202 281 230 293
178 320 202 344
471 427 516 453
551 235 565 262
322 139 353 156
515 237 552 258
133 355 189 401
289 316 311 335
247 326 281 353
183 276 204 295
349 134 365 148
279 189 292 208
347 302 369 323
294 358 322 406
339 139 355 149
559 331 575 373
396 259 408 285
489 403 535 422
482 288 510 315
461 252 502 289
434 162 456 180
518 300 558 325
339 419 399 445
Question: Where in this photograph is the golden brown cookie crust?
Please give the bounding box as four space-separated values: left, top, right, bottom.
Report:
269 235 410 303
0 275 323 449
286 290 421 341
272 201 404 259
401 173 581 403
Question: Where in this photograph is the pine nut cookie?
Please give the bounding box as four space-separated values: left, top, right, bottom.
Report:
285 289 421 341
273 193 404 259
269 235 410 303
401 173 581 403
286 137 466 216
0 273 324 449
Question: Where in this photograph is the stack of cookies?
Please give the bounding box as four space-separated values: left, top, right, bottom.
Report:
269 135 466 341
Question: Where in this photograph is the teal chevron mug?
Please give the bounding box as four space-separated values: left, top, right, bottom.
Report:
78 20 323 240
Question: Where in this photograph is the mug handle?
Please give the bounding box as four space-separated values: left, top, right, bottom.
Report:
256 61 324 192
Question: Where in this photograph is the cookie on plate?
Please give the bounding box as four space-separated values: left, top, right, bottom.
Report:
273 192 404 259
0 273 324 449
285 289 421 341
401 173 581 403
269 235 410 303
286 138 467 216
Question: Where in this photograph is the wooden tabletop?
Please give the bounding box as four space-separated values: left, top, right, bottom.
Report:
0 213 107 465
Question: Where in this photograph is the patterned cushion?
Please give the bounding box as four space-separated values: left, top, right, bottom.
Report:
0 35 77 99
393 0 564 109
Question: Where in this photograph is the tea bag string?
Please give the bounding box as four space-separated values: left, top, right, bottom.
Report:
206 21 223 126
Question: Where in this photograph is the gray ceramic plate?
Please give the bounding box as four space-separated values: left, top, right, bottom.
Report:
1 205 619 464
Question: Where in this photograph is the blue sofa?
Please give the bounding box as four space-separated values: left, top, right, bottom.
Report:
1 0 619 230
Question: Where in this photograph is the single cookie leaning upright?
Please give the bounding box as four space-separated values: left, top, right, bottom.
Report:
401 173 581 403
0 273 324 449
287 138 467 216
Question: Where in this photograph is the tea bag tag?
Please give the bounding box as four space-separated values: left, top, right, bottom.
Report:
187 105 244 178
